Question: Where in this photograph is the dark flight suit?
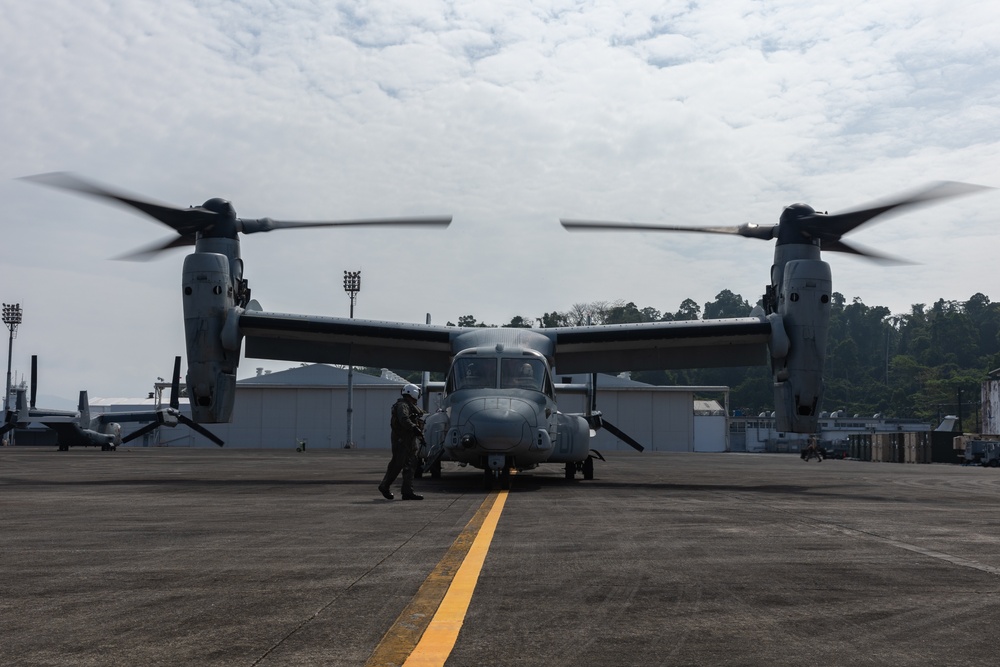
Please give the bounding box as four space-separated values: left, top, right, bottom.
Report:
380 396 425 498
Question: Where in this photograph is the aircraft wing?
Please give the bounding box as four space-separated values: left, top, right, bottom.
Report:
95 411 162 425
25 408 79 422
239 312 457 373
544 317 772 374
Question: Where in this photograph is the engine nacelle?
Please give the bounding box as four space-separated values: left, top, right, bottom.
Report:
100 422 122 448
183 252 241 423
770 258 831 433
548 412 591 463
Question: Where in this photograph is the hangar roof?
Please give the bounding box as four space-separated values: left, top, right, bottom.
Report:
555 373 653 388
238 364 405 387
555 373 729 393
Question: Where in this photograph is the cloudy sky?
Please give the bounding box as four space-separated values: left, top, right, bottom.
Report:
1 0 997 401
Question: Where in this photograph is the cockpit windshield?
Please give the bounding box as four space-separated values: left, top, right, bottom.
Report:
446 356 551 394
500 358 546 391
449 358 498 390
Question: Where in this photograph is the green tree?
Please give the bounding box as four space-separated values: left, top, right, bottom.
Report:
703 289 752 319
539 311 566 328
606 302 661 324
451 315 491 328
672 298 701 321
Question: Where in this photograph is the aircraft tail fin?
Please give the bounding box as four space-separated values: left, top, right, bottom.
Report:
30 355 38 409
78 391 91 428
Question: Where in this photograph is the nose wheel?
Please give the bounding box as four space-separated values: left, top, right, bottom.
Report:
483 466 512 490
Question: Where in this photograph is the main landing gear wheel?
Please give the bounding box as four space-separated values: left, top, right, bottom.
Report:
566 456 596 481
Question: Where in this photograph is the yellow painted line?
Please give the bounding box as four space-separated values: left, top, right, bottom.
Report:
403 489 508 667
365 491 508 667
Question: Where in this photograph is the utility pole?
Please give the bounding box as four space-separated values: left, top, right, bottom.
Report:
343 271 361 448
957 386 964 435
3 303 22 447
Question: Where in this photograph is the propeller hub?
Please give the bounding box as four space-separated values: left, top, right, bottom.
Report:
202 198 235 216
199 198 239 239
777 204 821 247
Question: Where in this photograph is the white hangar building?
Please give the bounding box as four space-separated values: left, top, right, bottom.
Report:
111 364 731 452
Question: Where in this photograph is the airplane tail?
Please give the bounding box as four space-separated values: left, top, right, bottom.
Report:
78 391 91 429
30 355 38 409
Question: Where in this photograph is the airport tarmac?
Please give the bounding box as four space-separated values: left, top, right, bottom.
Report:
2 448 1000 666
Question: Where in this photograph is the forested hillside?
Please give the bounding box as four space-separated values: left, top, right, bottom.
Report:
442 290 1000 427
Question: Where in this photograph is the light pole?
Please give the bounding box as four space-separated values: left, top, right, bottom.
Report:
3 303 22 446
343 271 361 448
3 303 23 414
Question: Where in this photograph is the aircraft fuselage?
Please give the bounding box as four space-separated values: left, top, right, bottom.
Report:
424 345 591 473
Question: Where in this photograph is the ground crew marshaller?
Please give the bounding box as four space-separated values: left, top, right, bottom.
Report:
378 383 425 500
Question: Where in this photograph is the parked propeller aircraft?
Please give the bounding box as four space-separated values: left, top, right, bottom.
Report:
23 173 987 484
1 355 223 449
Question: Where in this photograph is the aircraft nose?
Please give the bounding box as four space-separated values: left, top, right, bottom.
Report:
458 397 538 452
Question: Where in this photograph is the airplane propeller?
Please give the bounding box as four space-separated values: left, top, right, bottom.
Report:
561 181 990 263
0 407 16 436
120 357 224 446
585 372 645 452
586 412 645 452
0 355 36 436
21 172 453 260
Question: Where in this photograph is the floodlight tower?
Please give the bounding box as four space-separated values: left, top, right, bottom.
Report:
343 271 361 448
3 303 23 413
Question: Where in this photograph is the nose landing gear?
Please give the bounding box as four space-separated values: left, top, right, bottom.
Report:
483 454 512 490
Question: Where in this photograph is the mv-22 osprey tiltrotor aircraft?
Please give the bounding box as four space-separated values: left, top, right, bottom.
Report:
24 173 987 486
1 355 223 449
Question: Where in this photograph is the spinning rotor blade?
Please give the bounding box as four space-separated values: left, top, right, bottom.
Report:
115 236 196 261
819 239 913 264
562 181 989 263
561 219 777 240
21 172 218 236
816 181 992 239
22 172 452 260
239 216 452 234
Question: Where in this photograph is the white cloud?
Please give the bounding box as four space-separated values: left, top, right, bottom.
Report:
0 0 998 398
